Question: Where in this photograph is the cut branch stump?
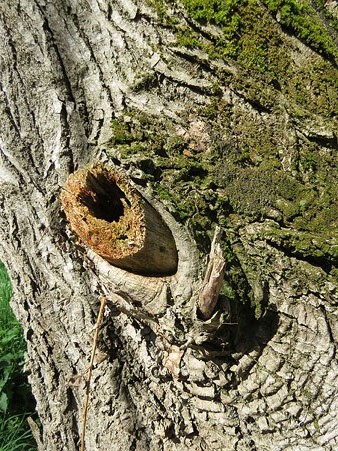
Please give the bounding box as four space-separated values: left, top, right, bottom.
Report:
61 163 178 276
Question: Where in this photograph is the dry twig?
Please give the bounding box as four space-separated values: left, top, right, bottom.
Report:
80 295 107 451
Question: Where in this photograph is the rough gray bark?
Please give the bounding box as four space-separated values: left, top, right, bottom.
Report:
0 1 338 450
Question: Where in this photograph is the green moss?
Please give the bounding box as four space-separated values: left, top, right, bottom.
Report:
262 0 338 61
259 224 338 270
111 120 134 145
181 0 241 38
156 185 174 203
147 0 338 115
174 0 338 116
314 0 338 40
214 164 308 221
165 135 188 153
224 167 275 217
145 0 179 26
284 60 338 120
177 0 338 65
108 0 338 301
175 28 203 51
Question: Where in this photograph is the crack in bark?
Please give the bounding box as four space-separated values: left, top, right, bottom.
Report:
37 10 76 105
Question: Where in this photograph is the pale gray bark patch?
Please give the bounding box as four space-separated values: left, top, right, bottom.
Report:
0 1 338 450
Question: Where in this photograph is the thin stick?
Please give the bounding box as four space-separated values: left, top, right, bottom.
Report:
80 295 107 451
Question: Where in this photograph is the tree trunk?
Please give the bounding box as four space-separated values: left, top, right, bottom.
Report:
1 1 338 450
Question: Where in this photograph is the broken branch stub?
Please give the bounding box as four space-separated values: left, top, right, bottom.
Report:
197 226 226 320
60 164 178 276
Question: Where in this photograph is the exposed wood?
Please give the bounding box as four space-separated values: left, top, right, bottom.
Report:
197 226 226 320
61 163 178 275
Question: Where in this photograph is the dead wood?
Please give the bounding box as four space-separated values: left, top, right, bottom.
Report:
197 226 226 320
61 163 178 275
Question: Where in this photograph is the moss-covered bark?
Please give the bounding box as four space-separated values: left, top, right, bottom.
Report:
106 0 338 314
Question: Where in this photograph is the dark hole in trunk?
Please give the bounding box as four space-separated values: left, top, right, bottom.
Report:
79 171 130 223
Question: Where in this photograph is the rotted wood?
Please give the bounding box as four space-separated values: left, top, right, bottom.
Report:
60 163 178 276
197 226 226 320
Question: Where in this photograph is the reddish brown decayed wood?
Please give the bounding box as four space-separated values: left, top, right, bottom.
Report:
60 163 178 275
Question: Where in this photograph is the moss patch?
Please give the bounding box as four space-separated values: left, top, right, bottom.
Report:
104 0 338 316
